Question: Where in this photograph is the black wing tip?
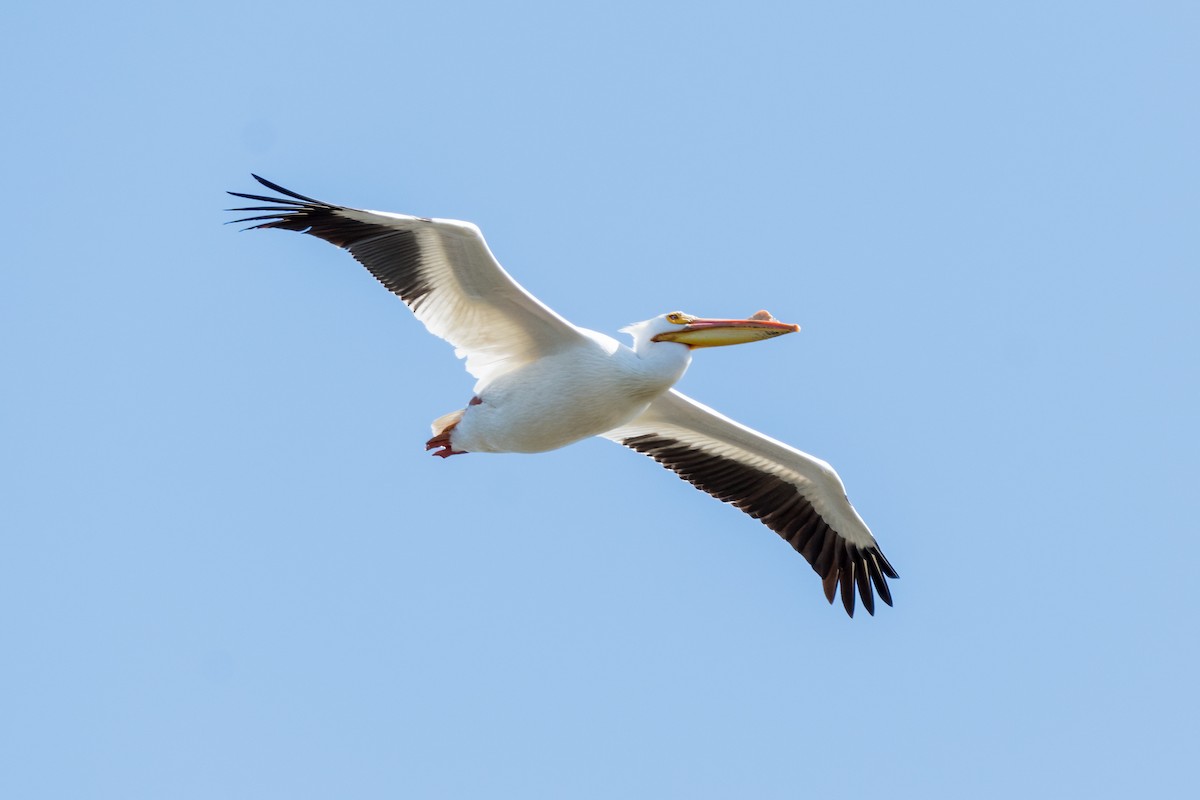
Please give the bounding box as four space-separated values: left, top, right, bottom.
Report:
225 190 302 207
822 570 838 606
247 174 328 205
821 544 897 618
877 550 900 580
619 431 899 618
854 553 876 617
225 175 331 209
225 176 362 241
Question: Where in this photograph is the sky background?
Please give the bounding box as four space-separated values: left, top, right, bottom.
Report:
3 1 1198 797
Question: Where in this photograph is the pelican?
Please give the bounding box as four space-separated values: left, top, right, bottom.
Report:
228 176 898 616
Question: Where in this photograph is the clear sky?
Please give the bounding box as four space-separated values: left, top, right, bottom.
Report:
3 2 1197 798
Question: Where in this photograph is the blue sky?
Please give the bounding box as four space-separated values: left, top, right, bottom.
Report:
3 1 1197 797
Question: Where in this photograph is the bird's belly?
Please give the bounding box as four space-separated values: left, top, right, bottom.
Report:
451 351 675 454
458 397 649 453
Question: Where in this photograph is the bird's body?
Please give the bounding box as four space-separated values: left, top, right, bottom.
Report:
448 326 689 453
229 176 898 616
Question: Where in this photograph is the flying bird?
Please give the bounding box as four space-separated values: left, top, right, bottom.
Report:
228 175 898 616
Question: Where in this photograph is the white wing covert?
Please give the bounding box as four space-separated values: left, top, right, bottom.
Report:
228 175 584 388
604 389 898 616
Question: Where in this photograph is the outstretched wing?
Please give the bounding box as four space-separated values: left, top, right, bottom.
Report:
228 175 585 388
604 389 898 617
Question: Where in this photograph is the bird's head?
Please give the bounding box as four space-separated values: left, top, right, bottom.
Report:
632 310 801 350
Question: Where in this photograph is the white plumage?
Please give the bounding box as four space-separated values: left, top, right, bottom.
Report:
229 175 898 616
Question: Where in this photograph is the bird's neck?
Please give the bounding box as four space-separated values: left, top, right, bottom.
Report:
631 340 692 388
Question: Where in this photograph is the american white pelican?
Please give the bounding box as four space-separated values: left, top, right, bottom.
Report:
228 176 898 616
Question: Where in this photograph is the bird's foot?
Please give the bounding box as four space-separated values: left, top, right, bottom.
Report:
426 399 481 458
425 428 468 458
426 416 468 457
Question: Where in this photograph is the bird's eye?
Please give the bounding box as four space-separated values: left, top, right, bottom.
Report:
667 312 687 324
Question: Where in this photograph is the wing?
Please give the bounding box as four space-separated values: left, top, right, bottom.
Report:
228 175 585 388
603 389 898 617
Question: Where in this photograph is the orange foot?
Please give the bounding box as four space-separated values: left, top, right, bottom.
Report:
425 397 481 458
425 427 467 458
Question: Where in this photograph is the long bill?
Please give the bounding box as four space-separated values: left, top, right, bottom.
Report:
652 315 801 348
